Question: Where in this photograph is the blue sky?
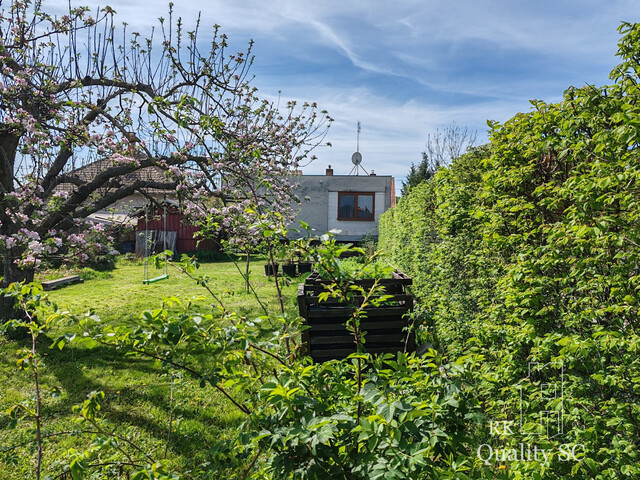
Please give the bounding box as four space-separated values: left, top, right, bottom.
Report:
51 0 640 182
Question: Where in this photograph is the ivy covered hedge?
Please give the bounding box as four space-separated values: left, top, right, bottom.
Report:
380 22 640 479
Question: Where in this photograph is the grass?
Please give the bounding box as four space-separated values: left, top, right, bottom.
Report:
39 255 300 323
0 255 303 479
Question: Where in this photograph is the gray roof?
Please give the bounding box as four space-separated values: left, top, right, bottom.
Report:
55 157 174 195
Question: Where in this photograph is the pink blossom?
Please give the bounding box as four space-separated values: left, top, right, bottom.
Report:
28 240 43 254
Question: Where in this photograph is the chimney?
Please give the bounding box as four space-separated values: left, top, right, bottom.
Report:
326 165 334 176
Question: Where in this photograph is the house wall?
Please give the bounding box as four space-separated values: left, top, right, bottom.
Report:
289 175 394 241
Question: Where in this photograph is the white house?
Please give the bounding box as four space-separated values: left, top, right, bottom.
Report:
289 166 396 241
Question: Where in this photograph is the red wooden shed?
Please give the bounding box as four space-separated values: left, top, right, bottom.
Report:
135 204 219 256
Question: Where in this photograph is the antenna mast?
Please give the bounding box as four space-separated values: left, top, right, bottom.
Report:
349 121 368 175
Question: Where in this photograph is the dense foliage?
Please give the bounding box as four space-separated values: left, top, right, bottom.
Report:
380 22 640 479
2 244 484 479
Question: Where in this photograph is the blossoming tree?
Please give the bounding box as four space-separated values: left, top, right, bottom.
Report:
0 1 331 317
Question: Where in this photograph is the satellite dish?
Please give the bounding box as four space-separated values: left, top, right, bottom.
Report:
351 152 362 165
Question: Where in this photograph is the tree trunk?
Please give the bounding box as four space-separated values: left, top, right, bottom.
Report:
0 131 19 193
0 131 31 323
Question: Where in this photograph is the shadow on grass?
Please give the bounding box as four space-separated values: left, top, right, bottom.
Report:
1 334 246 459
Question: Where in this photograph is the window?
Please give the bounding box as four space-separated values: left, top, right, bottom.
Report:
338 192 375 221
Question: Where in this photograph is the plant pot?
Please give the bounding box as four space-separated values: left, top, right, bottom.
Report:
303 270 412 295
297 262 312 274
264 263 279 276
297 271 415 362
282 263 297 276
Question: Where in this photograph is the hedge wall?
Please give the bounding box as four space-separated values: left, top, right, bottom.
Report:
379 146 494 355
378 22 640 479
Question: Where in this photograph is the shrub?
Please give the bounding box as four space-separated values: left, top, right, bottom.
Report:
379 23 640 478
246 351 482 480
77 268 113 281
182 249 237 263
316 257 393 280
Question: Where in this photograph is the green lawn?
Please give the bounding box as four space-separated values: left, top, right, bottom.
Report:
0 256 302 479
41 256 300 323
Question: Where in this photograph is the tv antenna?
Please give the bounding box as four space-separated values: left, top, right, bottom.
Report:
349 121 369 175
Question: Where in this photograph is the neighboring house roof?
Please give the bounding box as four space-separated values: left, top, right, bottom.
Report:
55 158 174 195
54 157 177 226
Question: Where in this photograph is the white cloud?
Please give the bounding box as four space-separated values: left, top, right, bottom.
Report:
33 0 640 185
266 85 528 181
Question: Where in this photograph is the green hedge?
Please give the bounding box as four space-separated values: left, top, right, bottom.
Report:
379 22 640 479
380 146 493 355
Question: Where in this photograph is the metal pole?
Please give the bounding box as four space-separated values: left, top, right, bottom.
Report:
143 204 149 282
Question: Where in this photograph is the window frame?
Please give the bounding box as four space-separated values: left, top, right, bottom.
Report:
337 191 375 221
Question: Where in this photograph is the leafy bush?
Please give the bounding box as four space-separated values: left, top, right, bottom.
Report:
85 251 117 271
359 232 378 256
182 249 236 263
247 352 482 480
316 256 395 281
379 22 640 479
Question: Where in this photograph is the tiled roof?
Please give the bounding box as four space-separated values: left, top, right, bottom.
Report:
56 157 174 195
